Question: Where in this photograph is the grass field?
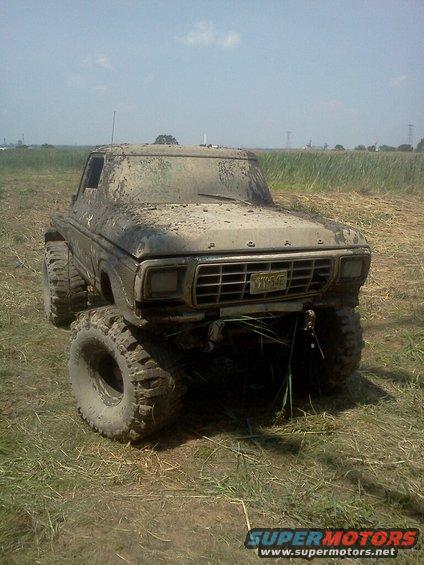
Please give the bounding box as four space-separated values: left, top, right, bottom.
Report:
0 149 88 173
0 151 423 563
1 147 424 194
259 150 424 193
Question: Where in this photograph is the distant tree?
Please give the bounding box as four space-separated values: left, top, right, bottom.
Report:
154 134 179 145
41 143 55 149
379 145 396 152
367 145 376 152
15 144 28 149
416 138 424 153
354 145 366 151
397 144 413 152
334 144 345 151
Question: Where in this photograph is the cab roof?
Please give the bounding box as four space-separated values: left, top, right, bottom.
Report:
93 144 257 160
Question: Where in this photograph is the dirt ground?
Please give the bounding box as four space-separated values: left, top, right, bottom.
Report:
0 171 423 563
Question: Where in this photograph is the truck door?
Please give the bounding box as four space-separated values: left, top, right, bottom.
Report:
70 153 105 284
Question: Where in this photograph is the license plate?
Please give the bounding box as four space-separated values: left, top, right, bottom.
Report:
250 271 288 295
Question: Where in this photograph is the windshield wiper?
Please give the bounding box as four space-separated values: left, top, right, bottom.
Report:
197 192 251 205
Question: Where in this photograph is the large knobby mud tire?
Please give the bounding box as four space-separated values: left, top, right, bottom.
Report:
69 307 186 441
42 241 87 326
291 307 364 393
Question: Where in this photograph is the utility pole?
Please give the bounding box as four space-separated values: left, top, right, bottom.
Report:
286 131 292 149
22 133 25 144
111 111 116 144
407 123 414 147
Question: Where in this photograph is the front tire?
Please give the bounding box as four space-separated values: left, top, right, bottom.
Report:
291 307 364 393
42 241 87 326
69 307 186 441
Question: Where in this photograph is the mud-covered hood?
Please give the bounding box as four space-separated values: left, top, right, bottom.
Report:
99 202 368 259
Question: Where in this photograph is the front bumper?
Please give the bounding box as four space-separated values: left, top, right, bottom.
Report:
134 247 371 323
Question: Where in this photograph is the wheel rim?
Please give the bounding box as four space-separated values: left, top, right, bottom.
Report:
85 346 125 405
97 353 124 400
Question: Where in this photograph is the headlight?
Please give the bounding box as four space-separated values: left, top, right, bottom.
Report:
340 257 364 280
143 267 185 300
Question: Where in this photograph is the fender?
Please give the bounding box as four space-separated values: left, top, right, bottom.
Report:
44 227 65 243
98 256 140 325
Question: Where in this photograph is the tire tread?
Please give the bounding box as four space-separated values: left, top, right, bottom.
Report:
43 241 87 326
70 306 186 441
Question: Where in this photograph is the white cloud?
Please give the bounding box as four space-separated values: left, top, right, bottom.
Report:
96 55 113 69
93 84 107 92
390 74 407 87
183 21 215 46
218 31 241 48
83 54 113 69
181 21 241 49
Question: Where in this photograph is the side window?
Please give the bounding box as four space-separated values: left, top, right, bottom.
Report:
84 156 104 190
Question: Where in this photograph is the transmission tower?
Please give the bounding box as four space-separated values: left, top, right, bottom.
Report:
407 124 414 147
286 131 292 149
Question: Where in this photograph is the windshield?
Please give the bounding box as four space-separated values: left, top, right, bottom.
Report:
106 155 273 205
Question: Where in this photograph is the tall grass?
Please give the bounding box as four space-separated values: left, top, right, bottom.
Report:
258 150 424 193
0 148 89 172
1 147 423 194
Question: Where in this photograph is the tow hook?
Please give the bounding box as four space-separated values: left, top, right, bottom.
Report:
205 320 225 352
301 309 325 359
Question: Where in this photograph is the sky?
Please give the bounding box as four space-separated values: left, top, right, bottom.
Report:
1 0 423 148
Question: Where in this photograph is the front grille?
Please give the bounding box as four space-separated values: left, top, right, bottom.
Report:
194 257 333 306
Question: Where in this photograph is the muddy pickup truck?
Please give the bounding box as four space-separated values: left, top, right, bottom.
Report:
43 144 371 441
